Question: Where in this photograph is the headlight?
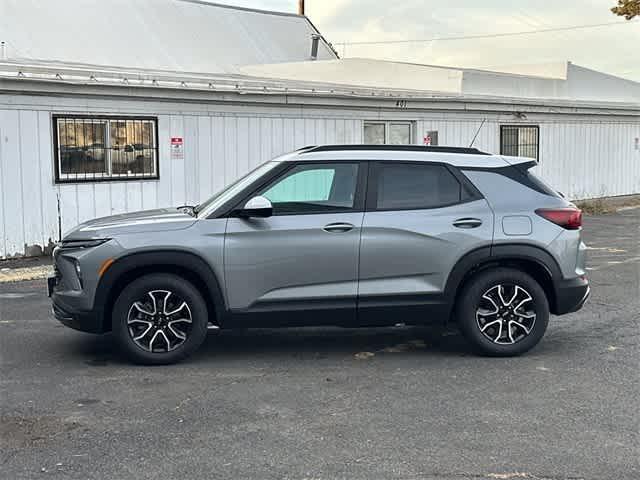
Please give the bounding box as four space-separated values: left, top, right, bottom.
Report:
59 238 110 250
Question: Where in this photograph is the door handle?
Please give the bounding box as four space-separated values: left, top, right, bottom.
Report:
453 218 483 229
323 222 354 233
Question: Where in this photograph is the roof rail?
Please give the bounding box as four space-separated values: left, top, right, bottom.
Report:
302 145 491 155
296 145 317 152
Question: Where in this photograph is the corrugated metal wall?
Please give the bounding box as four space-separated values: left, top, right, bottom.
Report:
1 95 638 258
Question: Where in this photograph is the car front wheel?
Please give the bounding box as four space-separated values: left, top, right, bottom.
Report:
456 268 549 356
112 273 209 364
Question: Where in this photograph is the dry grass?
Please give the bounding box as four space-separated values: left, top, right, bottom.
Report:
574 195 640 215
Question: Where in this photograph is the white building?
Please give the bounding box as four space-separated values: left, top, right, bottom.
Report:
1 0 639 258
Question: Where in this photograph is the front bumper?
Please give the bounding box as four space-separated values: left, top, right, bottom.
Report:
554 276 590 315
49 276 106 334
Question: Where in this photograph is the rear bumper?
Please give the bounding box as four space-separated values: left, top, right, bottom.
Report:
554 276 590 315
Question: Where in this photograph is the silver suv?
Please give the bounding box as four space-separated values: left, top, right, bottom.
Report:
49 145 589 364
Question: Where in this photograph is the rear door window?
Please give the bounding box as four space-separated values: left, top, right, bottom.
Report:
371 163 464 211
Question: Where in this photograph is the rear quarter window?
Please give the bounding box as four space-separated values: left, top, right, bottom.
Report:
521 169 562 198
462 165 561 198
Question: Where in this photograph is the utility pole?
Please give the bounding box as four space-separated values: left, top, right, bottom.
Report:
298 0 304 15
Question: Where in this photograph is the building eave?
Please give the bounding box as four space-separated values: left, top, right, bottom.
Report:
1 61 639 116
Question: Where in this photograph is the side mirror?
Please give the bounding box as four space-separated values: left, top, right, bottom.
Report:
237 195 272 218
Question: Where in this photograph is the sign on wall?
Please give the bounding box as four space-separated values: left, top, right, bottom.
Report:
423 131 438 146
171 137 184 159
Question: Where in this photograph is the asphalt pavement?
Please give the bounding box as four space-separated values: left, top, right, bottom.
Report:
1 210 638 480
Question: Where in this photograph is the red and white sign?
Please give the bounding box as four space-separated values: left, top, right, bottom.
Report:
423 135 432 146
171 137 184 159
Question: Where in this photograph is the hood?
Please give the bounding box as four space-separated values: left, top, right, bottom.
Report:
64 208 197 239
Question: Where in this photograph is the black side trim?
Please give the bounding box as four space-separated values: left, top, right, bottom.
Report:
489 244 561 279
356 294 450 326
229 298 356 327
444 244 570 316
94 250 227 331
443 246 493 303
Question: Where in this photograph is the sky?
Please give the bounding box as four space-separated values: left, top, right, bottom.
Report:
212 0 640 81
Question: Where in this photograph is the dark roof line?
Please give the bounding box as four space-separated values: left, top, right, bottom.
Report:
301 145 491 155
175 0 304 18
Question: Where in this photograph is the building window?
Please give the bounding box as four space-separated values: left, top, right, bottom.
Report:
53 115 159 183
364 121 414 145
500 125 539 160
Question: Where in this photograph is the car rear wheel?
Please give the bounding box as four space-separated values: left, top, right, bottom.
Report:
112 273 208 364
456 268 549 356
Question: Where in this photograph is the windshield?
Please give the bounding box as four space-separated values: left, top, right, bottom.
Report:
195 161 280 217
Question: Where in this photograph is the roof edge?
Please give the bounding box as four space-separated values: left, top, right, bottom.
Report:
174 0 304 18
2 60 639 112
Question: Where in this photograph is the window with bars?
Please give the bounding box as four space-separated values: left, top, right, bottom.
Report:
53 115 159 183
364 121 414 145
500 125 539 161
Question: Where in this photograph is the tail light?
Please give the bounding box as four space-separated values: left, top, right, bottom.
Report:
535 207 582 230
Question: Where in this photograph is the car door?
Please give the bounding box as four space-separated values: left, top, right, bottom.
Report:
358 161 494 322
224 161 367 325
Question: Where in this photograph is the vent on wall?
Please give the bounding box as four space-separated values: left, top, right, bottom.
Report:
310 34 320 61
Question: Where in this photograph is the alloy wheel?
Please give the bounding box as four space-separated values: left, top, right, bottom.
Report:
475 284 536 345
127 290 193 352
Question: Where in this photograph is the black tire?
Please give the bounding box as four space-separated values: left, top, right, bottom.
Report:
455 268 549 356
112 273 208 365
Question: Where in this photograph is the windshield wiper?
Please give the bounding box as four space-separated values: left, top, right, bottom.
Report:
177 205 198 217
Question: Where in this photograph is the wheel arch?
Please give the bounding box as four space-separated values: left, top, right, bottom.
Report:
95 250 226 332
445 244 562 319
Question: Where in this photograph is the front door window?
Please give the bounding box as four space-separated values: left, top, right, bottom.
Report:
260 163 359 215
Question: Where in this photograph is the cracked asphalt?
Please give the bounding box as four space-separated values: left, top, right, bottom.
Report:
1 210 638 480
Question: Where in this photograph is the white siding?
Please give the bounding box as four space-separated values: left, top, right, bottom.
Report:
0 95 638 258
